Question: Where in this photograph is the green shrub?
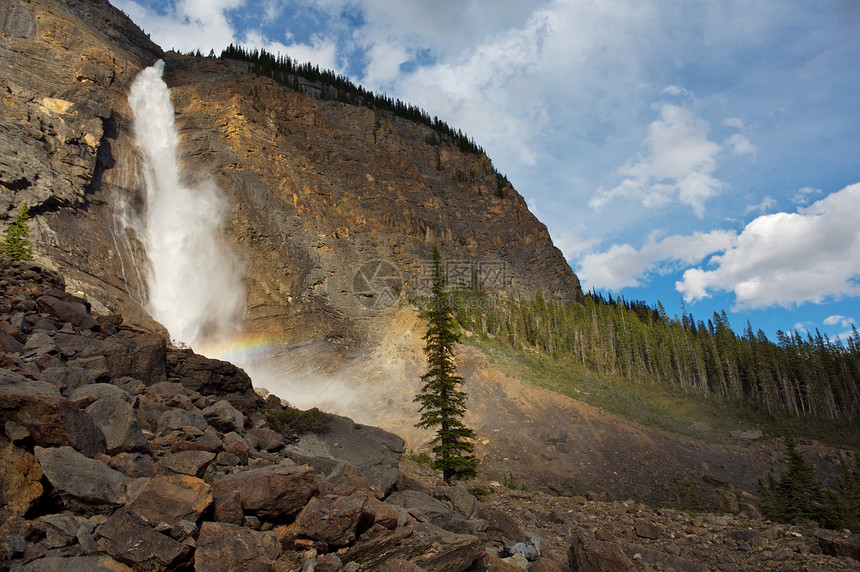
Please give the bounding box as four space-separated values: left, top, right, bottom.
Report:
2 202 32 261
265 407 331 441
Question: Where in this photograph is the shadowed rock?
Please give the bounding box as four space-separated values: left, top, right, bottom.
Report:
211 462 319 520
34 446 129 515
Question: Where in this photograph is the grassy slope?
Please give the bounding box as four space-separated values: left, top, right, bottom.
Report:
464 334 860 449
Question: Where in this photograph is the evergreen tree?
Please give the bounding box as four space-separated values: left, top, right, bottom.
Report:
414 247 479 483
2 202 32 261
758 430 831 525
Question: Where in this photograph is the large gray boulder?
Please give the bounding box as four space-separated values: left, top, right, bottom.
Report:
282 413 404 494
202 400 244 433
0 367 62 397
86 396 151 455
386 490 473 534
34 446 130 515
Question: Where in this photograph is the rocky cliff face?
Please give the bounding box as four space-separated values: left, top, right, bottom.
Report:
1 0 580 346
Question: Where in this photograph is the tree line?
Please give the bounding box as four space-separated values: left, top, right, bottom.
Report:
219 44 486 157
453 290 860 421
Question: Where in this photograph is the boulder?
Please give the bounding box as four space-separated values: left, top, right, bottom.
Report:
36 295 99 330
633 519 663 540
66 356 111 382
283 413 404 494
42 366 95 393
109 452 155 478
78 335 167 385
156 407 207 433
294 493 367 547
34 446 129 515
211 462 319 520
195 521 279 572
96 508 192 571
567 532 636 572
157 450 216 478
173 353 253 395
0 440 43 516
86 396 151 455
69 383 132 406
128 474 212 526
202 400 244 433
386 490 473 534
818 534 860 562
1 394 106 457
0 367 62 397
248 427 285 451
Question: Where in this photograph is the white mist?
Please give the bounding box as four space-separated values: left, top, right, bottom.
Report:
127 60 245 347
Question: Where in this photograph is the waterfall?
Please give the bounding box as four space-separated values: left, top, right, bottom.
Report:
126 60 245 348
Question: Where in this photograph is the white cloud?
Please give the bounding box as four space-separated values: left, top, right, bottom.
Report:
824 314 856 328
727 133 757 156
744 196 775 214
241 31 343 72
575 229 736 291
676 182 860 308
111 0 243 53
590 104 724 217
552 230 601 262
793 186 822 205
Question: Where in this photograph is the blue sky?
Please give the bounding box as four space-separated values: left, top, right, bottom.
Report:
112 0 860 343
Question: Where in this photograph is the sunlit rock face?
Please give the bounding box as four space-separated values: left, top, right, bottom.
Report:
1 0 581 347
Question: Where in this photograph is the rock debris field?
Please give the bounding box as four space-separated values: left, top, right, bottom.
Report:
0 258 859 571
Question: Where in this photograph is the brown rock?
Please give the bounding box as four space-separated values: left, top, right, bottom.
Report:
224 439 249 464
363 496 400 530
212 489 244 525
249 427 286 452
97 508 192 571
818 534 860 562
108 452 155 478
0 394 107 457
379 559 427 572
633 519 663 540
194 521 275 572
294 493 367 547
0 440 43 516
174 353 253 395
567 532 637 572
211 463 319 520
158 451 215 478
127 474 212 526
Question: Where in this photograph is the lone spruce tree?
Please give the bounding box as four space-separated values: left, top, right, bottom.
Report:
414 247 479 483
2 202 33 261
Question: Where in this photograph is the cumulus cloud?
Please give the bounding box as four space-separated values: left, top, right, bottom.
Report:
575 230 736 291
589 104 724 217
241 31 343 72
824 314 856 328
112 0 243 53
726 133 757 156
676 182 860 308
552 230 601 262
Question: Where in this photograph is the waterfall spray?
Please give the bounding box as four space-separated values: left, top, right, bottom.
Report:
127 60 245 348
